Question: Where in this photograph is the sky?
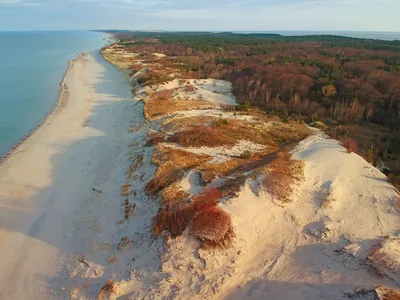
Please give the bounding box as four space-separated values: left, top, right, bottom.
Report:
0 0 399 32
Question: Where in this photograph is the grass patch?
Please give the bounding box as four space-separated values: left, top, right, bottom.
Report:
212 119 309 147
239 150 252 159
107 256 118 264
266 121 310 146
164 116 309 150
120 184 132 197
123 199 136 219
125 154 144 180
97 280 116 300
145 98 214 120
339 136 359 153
189 207 235 249
388 172 400 191
146 147 211 196
199 151 277 179
153 189 222 237
162 182 191 205
263 152 305 202
145 131 165 146
167 125 236 147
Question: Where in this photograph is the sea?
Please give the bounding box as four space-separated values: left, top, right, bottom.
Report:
0 31 107 159
0 30 399 159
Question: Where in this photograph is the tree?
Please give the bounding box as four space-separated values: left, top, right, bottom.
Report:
322 84 337 97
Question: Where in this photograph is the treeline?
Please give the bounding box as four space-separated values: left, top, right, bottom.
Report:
110 31 400 171
114 32 400 129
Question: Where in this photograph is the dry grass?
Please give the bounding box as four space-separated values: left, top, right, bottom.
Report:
199 171 217 185
153 189 221 237
107 256 118 264
97 280 116 300
263 152 305 202
167 125 235 147
162 182 191 205
123 199 136 219
189 206 235 249
388 173 400 191
145 131 165 146
184 84 197 92
146 146 211 196
138 69 172 86
199 150 277 179
164 116 308 151
266 121 310 146
210 119 309 148
151 89 175 100
120 184 132 197
162 115 215 131
376 286 400 300
218 175 248 199
145 98 213 120
125 154 144 180
339 136 359 153
211 119 276 147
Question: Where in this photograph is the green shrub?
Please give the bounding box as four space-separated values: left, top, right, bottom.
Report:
240 151 252 160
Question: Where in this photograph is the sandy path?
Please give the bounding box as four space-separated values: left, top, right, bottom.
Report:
0 52 140 299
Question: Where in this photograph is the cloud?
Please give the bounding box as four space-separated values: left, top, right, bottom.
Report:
0 0 399 31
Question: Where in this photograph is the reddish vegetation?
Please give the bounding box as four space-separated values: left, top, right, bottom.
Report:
153 188 234 248
145 131 165 146
263 152 304 202
111 34 400 172
166 125 234 147
190 207 235 249
339 136 359 153
184 84 197 92
387 172 400 191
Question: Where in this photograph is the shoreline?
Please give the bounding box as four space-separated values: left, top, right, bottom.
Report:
0 52 93 166
0 45 142 298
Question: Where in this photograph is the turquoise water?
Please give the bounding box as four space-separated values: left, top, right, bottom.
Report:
0 31 107 158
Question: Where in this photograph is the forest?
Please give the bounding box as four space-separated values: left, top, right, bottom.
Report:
107 31 400 180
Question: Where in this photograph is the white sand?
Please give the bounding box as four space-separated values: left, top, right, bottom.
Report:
0 52 156 299
146 78 237 105
152 129 400 300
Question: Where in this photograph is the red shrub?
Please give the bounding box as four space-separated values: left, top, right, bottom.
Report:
145 131 165 146
190 207 235 249
153 206 191 237
191 188 221 210
153 189 222 237
339 136 359 153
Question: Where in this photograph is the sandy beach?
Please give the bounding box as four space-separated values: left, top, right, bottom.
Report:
0 51 140 299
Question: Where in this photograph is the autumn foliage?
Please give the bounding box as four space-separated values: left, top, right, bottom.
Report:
167 125 234 147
